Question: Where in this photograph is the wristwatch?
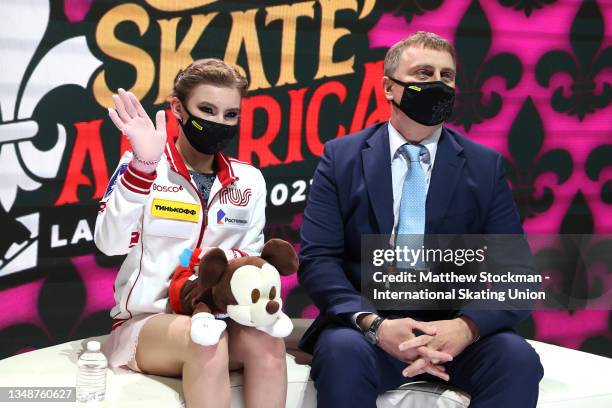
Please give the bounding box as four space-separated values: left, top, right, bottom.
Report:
364 316 385 345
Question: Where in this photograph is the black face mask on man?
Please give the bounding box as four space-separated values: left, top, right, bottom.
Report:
388 77 455 126
179 105 238 155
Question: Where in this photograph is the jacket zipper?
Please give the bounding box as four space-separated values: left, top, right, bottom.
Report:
175 170 227 249
178 172 207 248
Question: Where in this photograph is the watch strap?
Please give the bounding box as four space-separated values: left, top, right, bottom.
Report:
367 316 385 335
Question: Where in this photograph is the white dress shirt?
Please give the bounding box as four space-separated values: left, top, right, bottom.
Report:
352 122 442 328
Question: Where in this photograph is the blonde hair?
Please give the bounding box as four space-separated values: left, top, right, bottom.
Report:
383 31 456 76
173 58 249 102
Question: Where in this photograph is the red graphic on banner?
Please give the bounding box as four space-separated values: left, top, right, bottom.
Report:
239 94 283 167
55 119 109 206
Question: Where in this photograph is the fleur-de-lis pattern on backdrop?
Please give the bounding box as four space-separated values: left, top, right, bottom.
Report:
586 145 612 205
531 192 612 356
535 193 602 309
0 0 101 278
376 0 445 22
503 97 572 221
450 0 523 131
497 0 557 17
535 0 611 120
0 1 101 212
0 0 611 359
0 255 115 357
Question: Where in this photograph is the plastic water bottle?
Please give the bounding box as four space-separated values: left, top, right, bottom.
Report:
76 340 108 402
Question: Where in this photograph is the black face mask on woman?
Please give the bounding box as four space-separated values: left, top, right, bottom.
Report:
388 77 455 126
179 106 238 155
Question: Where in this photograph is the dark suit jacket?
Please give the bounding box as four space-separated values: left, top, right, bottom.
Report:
298 122 531 353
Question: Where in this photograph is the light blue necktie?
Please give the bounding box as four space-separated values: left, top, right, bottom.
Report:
397 144 429 268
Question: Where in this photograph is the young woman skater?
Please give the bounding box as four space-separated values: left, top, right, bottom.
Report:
95 59 287 407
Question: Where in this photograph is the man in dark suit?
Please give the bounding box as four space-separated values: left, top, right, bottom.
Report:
298 32 543 407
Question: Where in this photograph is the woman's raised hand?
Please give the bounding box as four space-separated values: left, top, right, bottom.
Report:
108 88 167 173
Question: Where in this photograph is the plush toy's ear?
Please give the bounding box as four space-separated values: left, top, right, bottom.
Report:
260 239 298 276
198 248 228 288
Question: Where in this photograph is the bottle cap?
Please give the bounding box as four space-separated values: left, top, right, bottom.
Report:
86 341 101 352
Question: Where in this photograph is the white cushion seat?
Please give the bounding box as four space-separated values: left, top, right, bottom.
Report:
0 319 611 407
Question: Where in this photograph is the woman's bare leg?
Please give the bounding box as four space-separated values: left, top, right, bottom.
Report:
227 322 287 408
135 314 231 408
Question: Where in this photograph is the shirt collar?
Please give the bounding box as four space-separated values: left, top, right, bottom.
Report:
388 121 441 165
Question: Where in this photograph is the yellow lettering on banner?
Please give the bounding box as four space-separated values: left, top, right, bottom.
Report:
151 199 200 223
315 0 358 79
265 2 315 87
225 9 271 90
93 4 154 108
155 13 218 103
145 0 218 12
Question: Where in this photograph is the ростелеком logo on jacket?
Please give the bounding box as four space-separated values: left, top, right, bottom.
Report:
217 209 226 224
216 209 248 226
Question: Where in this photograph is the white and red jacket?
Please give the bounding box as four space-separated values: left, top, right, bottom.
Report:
94 140 265 326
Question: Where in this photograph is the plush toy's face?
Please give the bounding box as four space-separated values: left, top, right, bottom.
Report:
226 262 283 327
196 239 298 328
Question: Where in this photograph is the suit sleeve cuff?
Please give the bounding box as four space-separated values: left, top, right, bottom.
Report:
457 310 491 339
352 312 374 329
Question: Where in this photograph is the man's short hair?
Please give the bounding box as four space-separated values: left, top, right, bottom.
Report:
383 31 456 77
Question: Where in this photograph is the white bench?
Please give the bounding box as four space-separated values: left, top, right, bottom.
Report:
0 319 611 407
